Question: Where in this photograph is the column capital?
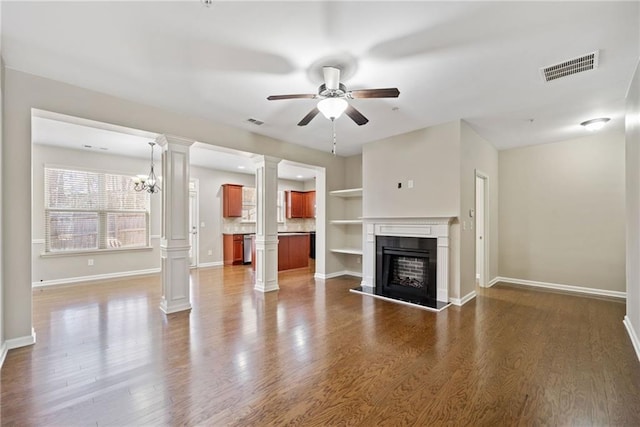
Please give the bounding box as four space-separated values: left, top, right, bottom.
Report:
251 154 281 166
156 134 196 148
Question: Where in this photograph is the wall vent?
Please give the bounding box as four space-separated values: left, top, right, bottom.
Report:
247 118 264 126
540 50 599 82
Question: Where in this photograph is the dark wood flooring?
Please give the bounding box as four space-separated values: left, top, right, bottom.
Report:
1 265 639 426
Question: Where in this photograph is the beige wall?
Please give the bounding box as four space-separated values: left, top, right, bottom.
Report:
363 121 460 218
31 145 163 283
460 121 499 297
499 131 626 291
31 144 311 283
625 60 640 346
2 69 346 341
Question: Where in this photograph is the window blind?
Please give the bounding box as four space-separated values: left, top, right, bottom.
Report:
45 167 150 252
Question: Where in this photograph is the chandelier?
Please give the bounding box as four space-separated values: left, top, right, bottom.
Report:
133 142 161 193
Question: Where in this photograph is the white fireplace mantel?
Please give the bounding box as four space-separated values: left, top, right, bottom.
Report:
361 216 455 303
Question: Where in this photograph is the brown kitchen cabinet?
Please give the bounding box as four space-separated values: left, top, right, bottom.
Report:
222 184 243 218
287 190 315 219
304 191 316 218
223 234 244 265
252 233 310 271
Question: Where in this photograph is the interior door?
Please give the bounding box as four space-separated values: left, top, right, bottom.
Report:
475 174 486 286
189 188 198 268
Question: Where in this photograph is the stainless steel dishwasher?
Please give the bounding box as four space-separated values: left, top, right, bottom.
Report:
243 234 252 264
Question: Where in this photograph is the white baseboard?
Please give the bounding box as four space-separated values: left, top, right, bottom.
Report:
487 277 500 287
450 290 477 306
623 316 640 362
32 268 161 288
493 276 626 299
6 328 36 350
0 341 7 369
314 270 362 280
196 261 224 268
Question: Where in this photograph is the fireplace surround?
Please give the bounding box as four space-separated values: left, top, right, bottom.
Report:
357 217 453 310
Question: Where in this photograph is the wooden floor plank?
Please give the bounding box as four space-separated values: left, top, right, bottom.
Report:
1 268 639 426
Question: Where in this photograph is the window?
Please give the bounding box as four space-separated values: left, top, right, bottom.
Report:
240 187 285 223
45 167 150 253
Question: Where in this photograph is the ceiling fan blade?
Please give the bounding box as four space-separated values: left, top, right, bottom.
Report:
323 66 340 91
349 88 400 99
267 94 316 101
297 107 320 126
345 104 369 126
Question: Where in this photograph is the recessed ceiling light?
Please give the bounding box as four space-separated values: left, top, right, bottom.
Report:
237 166 246 170
580 117 610 131
296 175 304 179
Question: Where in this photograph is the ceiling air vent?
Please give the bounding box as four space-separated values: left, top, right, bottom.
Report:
246 118 264 126
540 50 599 82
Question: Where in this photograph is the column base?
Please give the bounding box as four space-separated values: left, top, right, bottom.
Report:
160 299 192 314
254 282 280 293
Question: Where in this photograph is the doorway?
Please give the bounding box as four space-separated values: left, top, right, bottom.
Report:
189 180 199 268
475 172 489 287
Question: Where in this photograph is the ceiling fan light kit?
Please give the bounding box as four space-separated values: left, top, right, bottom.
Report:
318 97 348 120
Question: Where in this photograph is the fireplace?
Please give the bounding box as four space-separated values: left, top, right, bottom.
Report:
376 236 437 306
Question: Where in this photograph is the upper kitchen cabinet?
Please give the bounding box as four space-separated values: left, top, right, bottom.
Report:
304 191 316 218
222 184 243 218
286 190 315 219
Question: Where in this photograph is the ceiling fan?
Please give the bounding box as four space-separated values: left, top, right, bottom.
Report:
267 66 400 126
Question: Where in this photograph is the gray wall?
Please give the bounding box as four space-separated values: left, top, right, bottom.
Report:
32 144 311 282
363 121 460 218
625 60 640 348
499 131 626 292
460 121 499 297
2 69 347 342
32 145 163 283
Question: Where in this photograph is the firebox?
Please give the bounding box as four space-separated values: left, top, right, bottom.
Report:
376 236 437 306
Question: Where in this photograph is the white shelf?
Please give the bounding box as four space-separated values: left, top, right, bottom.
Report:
330 248 363 255
330 219 363 225
329 188 362 198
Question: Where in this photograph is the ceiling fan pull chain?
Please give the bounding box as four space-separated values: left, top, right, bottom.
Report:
331 118 337 156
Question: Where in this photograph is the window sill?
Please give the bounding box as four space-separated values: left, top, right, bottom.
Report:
40 246 155 258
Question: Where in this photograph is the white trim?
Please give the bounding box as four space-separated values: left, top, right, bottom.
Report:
487 277 500 287
32 238 45 244
197 261 224 268
0 342 7 369
623 316 640 362
494 276 626 299
32 268 160 288
314 270 362 280
6 329 36 350
450 290 477 306
150 235 161 240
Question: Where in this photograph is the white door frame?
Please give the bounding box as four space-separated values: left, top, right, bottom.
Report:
189 179 199 268
475 170 489 287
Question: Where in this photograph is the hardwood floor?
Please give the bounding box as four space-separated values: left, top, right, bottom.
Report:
2 266 640 426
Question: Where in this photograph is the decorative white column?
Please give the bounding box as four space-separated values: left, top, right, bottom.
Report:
253 155 280 292
156 135 195 314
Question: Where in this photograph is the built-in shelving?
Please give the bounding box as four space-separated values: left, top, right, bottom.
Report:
329 188 363 263
330 248 363 255
330 219 363 225
329 188 362 198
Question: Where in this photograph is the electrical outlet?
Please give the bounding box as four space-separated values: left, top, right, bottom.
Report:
208 250 213 256
408 180 414 188
397 182 402 189
88 259 94 266
201 222 205 227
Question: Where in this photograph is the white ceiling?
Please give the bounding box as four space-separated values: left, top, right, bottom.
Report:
31 113 318 182
4 1 639 156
